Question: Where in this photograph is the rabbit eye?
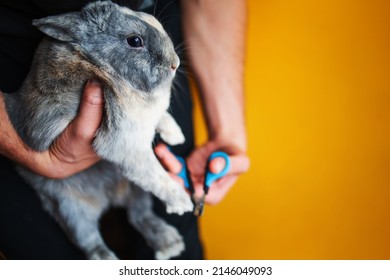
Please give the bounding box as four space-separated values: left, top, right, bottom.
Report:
127 35 144 48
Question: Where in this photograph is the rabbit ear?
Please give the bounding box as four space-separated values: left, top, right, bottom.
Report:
32 12 83 42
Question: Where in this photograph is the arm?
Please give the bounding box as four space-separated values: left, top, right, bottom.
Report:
156 0 250 205
0 79 104 179
181 0 247 148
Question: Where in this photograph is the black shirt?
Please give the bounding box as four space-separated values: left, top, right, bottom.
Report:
0 0 200 260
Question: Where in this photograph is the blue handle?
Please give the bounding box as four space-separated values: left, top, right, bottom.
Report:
175 155 190 189
204 151 231 189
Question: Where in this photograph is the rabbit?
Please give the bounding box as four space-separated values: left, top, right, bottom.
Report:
2 1 194 260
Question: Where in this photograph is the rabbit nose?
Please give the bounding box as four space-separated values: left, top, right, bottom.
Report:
171 56 180 71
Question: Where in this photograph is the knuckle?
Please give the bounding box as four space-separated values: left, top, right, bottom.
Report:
84 93 103 106
83 81 103 106
71 127 93 142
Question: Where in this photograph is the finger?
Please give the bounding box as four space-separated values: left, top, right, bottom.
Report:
158 147 189 191
205 175 238 205
219 153 250 175
208 157 226 174
70 79 104 140
192 175 238 205
203 154 249 205
154 143 182 174
207 153 249 176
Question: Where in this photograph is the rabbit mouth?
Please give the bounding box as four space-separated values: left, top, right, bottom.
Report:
169 66 177 76
154 66 176 79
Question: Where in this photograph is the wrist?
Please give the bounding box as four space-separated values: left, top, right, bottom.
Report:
208 125 247 153
202 92 247 151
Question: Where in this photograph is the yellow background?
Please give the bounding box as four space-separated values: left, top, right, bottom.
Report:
195 0 390 259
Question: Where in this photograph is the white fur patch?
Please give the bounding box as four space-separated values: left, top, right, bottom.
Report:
119 7 165 34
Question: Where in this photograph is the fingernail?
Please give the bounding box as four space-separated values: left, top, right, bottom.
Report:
88 78 101 86
210 158 225 174
155 146 165 158
85 84 103 105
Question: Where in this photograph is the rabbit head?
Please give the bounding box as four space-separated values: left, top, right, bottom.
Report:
32 1 180 94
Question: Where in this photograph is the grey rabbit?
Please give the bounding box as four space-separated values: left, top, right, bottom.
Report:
2 1 194 260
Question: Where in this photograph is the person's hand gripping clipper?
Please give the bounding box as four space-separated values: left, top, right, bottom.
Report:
175 151 231 216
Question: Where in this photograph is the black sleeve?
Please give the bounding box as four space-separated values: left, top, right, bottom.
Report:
0 2 41 92
0 0 92 92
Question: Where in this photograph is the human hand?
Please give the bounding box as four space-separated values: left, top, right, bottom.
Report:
0 79 104 179
154 140 250 205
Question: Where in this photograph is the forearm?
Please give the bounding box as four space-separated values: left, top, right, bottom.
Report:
0 93 37 167
181 0 247 150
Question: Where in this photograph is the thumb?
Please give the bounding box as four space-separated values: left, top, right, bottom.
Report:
208 157 226 174
70 79 104 139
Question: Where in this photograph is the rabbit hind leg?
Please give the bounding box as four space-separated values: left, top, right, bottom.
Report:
127 185 185 260
44 193 117 260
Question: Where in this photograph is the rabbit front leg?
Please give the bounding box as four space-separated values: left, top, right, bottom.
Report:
120 149 192 215
157 112 185 146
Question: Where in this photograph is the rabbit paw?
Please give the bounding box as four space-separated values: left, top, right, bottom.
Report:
154 226 185 260
159 126 185 146
165 186 193 215
88 247 118 260
157 112 186 146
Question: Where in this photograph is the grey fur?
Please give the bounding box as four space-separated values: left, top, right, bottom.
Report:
3 1 192 260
